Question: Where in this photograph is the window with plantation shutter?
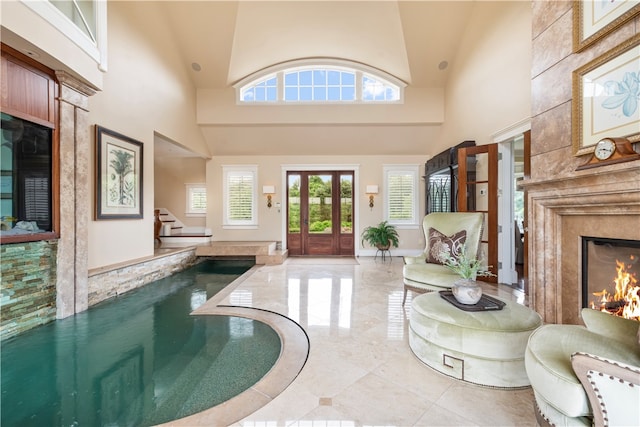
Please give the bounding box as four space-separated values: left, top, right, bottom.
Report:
223 165 257 228
185 183 206 217
384 165 419 228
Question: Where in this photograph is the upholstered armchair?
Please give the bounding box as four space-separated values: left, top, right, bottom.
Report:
525 308 640 427
572 352 640 427
402 212 484 305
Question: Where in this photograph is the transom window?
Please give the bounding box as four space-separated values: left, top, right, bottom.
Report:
236 59 404 104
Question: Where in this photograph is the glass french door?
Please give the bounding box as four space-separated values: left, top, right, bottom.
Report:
458 144 498 283
287 171 354 256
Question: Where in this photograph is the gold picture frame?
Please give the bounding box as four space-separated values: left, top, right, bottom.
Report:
573 0 640 52
572 33 640 155
95 125 144 219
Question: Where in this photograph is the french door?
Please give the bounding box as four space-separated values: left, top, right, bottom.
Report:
286 171 354 256
458 144 499 282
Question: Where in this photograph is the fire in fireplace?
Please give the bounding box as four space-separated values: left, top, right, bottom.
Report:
582 237 640 321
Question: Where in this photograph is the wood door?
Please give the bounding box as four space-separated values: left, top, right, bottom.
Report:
457 144 499 282
522 130 531 291
286 171 354 256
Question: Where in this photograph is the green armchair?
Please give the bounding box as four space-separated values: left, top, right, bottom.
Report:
402 212 484 305
525 308 640 426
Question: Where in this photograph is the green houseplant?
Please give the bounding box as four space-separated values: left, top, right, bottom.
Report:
438 242 495 281
438 242 495 305
361 221 399 250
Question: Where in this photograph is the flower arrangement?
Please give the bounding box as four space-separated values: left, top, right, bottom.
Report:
438 242 495 280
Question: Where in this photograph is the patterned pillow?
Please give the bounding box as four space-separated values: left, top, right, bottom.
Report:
426 228 467 265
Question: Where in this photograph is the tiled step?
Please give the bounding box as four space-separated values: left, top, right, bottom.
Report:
195 242 287 265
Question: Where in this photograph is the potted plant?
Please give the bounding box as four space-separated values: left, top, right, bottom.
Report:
361 221 399 250
438 242 495 305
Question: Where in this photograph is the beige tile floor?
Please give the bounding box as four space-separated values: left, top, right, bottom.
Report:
192 256 538 427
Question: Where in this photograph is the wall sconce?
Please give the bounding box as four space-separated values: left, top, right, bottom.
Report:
366 185 379 210
263 185 275 208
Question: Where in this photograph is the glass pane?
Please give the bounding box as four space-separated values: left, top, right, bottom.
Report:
242 88 255 101
313 87 326 101
308 175 332 234
288 174 301 234
255 87 265 101
340 174 353 234
328 71 340 85
300 87 312 101
300 71 312 85
313 70 326 85
266 87 277 101
0 113 53 234
328 87 340 101
284 87 298 101
342 87 355 100
51 0 96 41
342 72 355 85
284 73 298 85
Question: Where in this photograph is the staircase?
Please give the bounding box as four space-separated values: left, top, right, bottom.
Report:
156 208 212 245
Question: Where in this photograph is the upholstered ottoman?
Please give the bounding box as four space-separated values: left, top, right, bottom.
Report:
409 292 542 388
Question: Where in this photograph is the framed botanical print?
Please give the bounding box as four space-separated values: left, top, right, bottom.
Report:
573 0 640 52
572 34 640 155
95 125 144 219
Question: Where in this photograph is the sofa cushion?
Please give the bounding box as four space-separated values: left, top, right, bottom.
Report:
581 308 640 351
426 228 466 264
403 262 460 289
525 324 640 418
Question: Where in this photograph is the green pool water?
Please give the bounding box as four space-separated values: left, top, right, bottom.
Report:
1 259 282 426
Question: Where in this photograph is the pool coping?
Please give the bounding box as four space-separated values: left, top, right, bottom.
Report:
159 265 310 426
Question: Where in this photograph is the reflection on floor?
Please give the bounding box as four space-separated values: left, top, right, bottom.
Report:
210 256 535 426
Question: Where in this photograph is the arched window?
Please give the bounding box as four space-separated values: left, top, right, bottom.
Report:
236 59 405 104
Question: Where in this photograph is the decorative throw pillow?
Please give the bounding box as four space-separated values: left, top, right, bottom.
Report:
426 228 467 265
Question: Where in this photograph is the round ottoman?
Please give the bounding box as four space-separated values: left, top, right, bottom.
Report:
409 292 542 388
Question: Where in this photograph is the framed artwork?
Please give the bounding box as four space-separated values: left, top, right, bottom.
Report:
95 125 144 219
572 33 640 156
573 0 640 52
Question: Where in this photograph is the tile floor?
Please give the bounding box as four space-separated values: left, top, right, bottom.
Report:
202 255 537 427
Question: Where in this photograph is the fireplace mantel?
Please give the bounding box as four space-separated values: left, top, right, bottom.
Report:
521 164 640 324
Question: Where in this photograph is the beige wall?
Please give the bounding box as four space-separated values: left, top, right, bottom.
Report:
154 157 207 228
3 0 533 267
0 0 104 89
438 1 532 151
87 1 209 269
207 155 428 253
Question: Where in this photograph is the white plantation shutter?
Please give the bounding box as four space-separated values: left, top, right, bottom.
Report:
384 165 419 227
223 166 257 227
24 177 50 224
186 184 206 216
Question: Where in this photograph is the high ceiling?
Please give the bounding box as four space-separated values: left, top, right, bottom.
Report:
152 1 477 158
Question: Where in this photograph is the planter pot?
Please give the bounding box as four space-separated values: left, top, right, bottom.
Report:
451 279 483 305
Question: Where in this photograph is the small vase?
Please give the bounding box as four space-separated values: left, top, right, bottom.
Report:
451 279 483 305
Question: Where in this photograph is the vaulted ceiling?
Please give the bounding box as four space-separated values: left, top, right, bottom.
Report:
153 1 477 158
160 1 474 89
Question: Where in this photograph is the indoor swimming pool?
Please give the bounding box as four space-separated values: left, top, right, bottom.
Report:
1 259 282 426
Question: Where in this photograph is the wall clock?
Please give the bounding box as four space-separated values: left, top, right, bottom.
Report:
576 137 640 171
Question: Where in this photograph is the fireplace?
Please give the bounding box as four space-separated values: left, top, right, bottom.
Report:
582 237 640 320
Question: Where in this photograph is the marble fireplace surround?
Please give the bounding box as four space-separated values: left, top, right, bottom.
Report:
524 165 640 325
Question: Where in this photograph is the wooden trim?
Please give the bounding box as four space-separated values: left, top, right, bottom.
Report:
0 44 60 244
